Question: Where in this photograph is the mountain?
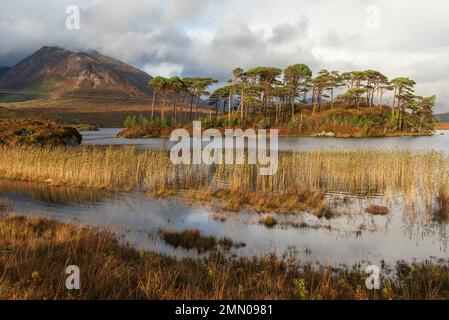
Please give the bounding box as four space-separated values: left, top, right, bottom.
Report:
0 67 11 77
0 46 152 101
435 113 449 122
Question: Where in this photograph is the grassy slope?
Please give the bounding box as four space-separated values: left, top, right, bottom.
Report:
0 80 59 103
0 98 212 128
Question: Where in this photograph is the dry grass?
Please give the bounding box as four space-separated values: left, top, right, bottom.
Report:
435 185 449 221
365 205 390 216
0 178 111 204
185 187 328 216
260 215 278 228
435 123 449 130
0 98 211 128
159 229 245 253
0 146 448 213
1 214 449 300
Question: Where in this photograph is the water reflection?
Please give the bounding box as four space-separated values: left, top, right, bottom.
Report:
82 129 449 153
0 179 448 266
0 179 112 204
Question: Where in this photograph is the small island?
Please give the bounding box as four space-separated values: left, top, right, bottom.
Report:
119 66 436 138
0 119 82 147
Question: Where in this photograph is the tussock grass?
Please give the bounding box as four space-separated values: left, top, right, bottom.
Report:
0 178 111 204
365 205 390 216
260 215 278 228
1 214 449 300
435 185 449 221
185 187 328 215
159 229 245 253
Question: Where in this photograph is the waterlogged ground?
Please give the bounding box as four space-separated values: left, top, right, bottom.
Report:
1 179 448 266
2 129 449 267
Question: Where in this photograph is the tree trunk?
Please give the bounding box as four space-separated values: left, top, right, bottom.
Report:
380 91 384 109
331 88 334 109
392 87 397 109
162 90 168 119
189 96 194 121
151 90 156 120
173 95 178 125
240 91 244 120
228 89 232 121
195 96 200 119
291 95 295 118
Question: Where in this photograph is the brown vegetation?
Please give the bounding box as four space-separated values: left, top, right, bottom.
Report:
118 126 173 138
260 215 278 228
0 119 81 147
188 188 330 216
0 98 210 128
159 229 245 253
119 106 435 139
0 146 448 215
1 214 449 300
435 186 449 221
365 205 390 216
435 122 449 130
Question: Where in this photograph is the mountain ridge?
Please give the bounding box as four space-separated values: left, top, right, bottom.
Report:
0 46 153 100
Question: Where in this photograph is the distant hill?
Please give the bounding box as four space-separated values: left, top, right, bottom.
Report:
0 46 153 101
0 67 11 77
434 113 449 122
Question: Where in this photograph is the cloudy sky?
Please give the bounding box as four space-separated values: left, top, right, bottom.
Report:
1 0 449 111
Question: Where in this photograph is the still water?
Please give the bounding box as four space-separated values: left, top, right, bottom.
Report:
82 128 449 152
1 179 448 266
2 129 449 266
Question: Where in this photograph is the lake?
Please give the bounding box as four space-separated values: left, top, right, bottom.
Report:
1 129 449 267
82 128 449 153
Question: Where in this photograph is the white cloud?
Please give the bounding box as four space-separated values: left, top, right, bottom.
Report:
143 62 184 77
1 0 449 111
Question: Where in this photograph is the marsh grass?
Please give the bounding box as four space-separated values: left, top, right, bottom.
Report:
365 205 390 216
1 214 449 300
183 187 328 216
0 146 448 216
260 215 278 228
435 185 449 221
0 178 111 204
159 229 245 253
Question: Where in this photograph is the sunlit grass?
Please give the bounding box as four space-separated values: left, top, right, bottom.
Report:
1 214 449 300
0 146 448 214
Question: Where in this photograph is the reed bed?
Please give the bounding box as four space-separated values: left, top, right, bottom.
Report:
0 146 448 211
0 179 111 204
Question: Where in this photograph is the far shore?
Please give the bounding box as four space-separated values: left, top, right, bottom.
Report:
117 126 435 139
